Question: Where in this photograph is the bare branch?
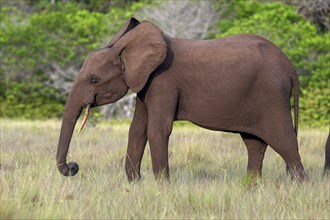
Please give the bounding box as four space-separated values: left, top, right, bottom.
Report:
100 93 136 119
46 62 78 96
135 0 219 39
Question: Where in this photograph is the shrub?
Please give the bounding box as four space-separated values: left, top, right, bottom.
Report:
0 1 144 119
0 79 65 119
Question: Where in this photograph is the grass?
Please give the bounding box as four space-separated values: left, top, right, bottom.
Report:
0 119 329 219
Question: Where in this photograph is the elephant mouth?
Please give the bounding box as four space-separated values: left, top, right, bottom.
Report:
78 92 124 133
77 92 114 133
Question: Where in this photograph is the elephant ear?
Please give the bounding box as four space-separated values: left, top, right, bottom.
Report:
113 21 167 93
106 18 140 48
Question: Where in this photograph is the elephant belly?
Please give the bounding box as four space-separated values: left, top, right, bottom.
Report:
174 76 267 134
177 101 264 134
175 93 248 132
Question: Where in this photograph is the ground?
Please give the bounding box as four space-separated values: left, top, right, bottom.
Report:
0 119 329 219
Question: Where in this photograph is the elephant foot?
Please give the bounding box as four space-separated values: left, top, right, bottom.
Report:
242 172 262 189
126 170 142 183
288 165 308 182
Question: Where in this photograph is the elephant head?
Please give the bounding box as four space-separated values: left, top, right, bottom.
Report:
56 18 167 176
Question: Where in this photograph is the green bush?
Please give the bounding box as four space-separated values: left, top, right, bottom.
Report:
0 79 65 119
0 1 144 119
300 53 330 127
215 0 329 128
0 3 108 81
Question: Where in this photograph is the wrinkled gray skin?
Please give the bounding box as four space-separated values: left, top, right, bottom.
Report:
56 18 308 181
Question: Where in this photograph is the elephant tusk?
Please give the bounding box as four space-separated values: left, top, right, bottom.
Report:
78 104 91 133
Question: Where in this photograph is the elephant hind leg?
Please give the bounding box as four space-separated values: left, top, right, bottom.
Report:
262 121 308 181
240 133 267 177
272 141 307 181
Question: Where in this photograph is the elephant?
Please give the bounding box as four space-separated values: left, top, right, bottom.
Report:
56 17 308 182
324 133 330 175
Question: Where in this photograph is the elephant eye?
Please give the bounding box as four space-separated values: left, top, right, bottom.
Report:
90 77 98 84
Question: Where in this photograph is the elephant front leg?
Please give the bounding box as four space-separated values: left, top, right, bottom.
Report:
147 113 174 181
125 97 148 182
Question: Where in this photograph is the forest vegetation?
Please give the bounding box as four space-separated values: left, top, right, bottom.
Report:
0 0 329 127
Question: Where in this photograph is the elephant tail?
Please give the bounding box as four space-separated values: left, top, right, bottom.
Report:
291 69 299 136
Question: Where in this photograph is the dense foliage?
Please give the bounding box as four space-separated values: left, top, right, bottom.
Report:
0 1 144 118
0 0 328 127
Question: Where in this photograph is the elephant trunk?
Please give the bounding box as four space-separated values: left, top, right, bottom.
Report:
56 92 83 176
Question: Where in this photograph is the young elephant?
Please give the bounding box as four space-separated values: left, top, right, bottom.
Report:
56 18 307 181
324 133 330 175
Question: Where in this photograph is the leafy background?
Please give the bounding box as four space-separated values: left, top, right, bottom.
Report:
0 0 329 127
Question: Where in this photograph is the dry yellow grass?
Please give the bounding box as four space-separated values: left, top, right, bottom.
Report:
0 119 329 219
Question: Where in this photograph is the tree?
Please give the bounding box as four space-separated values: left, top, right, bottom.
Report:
0 1 144 119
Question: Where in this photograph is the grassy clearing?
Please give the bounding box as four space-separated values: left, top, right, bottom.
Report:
0 119 329 219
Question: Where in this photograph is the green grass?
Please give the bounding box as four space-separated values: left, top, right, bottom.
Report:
1 119 329 219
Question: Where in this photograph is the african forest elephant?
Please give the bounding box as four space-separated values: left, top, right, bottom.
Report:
324 133 330 175
56 18 307 182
